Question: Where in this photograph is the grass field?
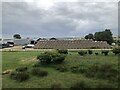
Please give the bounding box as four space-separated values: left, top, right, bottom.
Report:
2 50 119 88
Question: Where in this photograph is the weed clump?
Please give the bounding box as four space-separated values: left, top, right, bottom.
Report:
37 53 52 64
112 48 120 55
37 52 66 65
101 50 109 56
78 51 87 56
95 52 99 55
16 66 27 72
88 50 93 55
56 49 68 54
31 68 48 77
52 54 66 64
10 71 29 82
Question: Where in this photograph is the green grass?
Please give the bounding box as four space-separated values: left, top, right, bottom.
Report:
2 50 119 88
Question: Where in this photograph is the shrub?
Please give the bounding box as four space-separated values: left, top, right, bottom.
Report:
70 81 89 89
31 68 48 77
70 63 119 82
37 53 52 64
88 50 93 55
101 50 109 56
52 54 66 64
37 52 66 65
112 48 120 55
84 63 119 81
44 51 55 55
16 66 27 72
10 71 29 82
78 51 87 56
57 49 68 54
85 51 87 54
95 52 99 55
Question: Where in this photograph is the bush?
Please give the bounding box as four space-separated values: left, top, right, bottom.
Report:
10 71 29 82
85 51 87 54
95 52 99 55
31 68 48 77
70 63 119 81
88 50 93 55
52 54 66 64
70 63 119 82
101 50 109 56
70 81 89 89
16 66 27 72
37 52 66 65
37 53 52 64
78 51 87 56
84 63 119 81
112 48 120 55
57 49 68 54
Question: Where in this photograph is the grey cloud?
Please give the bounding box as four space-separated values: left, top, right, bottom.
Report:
53 2 118 35
2 2 118 38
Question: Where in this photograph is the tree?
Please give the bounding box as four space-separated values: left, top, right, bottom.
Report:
13 34 21 39
50 37 57 40
94 29 113 45
85 33 94 39
85 35 89 39
36 38 41 41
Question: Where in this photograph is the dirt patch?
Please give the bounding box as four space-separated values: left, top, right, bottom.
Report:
20 57 36 64
2 69 13 75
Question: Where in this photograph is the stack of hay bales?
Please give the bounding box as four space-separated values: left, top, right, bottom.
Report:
34 39 110 49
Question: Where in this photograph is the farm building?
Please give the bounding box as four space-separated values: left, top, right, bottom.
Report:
0 39 36 49
2 39 35 45
14 39 31 45
34 39 110 49
0 39 14 48
14 39 37 45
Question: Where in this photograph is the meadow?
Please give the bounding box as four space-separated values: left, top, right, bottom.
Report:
2 50 119 88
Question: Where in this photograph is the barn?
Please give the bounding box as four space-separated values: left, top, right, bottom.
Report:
34 39 110 49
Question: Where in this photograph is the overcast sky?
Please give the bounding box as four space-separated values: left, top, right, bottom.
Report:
2 0 118 39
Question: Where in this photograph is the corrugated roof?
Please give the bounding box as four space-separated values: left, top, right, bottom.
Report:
34 40 110 49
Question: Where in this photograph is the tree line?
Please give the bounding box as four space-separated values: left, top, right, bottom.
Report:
85 29 113 45
13 29 114 45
